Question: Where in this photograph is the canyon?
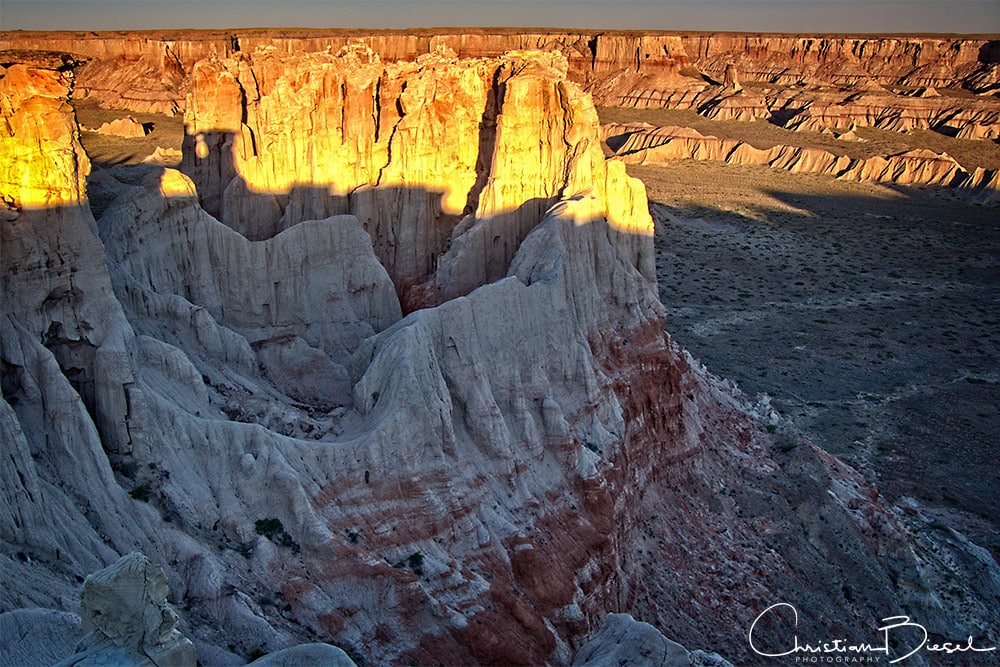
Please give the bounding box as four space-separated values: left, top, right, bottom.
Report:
0 28 998 666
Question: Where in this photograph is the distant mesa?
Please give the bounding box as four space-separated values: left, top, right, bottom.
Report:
603 121 999 199
88 115 151 137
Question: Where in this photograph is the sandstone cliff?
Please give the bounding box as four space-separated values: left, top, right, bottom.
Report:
181 46 652 308
604 122 1000 198
677 33 994 89
2 48 998 666
3 30 997 125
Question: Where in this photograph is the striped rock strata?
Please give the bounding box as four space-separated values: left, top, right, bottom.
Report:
604 122 1000 199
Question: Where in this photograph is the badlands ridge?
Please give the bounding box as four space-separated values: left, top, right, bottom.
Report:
0 29 999 665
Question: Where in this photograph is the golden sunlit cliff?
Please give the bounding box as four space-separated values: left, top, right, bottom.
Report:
182 46 652 308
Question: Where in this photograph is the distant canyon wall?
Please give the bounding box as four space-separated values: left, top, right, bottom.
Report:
3 30 998 115
603 122 1000 203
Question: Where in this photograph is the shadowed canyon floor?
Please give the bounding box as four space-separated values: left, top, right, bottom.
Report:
623 154 1000 556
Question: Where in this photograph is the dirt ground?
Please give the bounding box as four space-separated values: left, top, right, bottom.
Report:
628 156 999 555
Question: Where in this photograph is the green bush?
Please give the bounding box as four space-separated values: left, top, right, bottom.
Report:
254 518 283 536
393 551 425 576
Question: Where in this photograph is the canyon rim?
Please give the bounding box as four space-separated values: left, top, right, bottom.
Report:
1 12 1000 667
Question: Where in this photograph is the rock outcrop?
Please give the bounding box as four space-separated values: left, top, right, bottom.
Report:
181 47 652 308
604 122 1000 198
57 552 197 666
91 115 147 137
247 643 357 667
956 121 1000 140
0 552 355 667
573 614 732 666
0 53 89 209
100 167 401 405
2 47 999 666
782 92 1000 134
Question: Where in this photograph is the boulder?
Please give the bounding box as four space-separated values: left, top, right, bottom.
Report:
573 614 733 667
56 553 197 667
248 643 357 666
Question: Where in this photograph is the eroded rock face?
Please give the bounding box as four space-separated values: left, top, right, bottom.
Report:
2 48 999 666
100 168 401 375
1 55 144 577
5 30 999 158
92 115 147 137
573 614 733 667
4 31 997 111
782 92 1000 134
603 122 1000 198
0 59 89 209
678 34 991 89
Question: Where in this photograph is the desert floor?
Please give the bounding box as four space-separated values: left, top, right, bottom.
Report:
617 136 1000 556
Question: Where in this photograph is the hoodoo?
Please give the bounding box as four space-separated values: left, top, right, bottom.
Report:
1 29 999 667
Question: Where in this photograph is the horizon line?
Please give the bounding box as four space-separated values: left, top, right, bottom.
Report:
2 26 998 38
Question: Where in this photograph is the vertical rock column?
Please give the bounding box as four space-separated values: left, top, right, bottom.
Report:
0 53 138 457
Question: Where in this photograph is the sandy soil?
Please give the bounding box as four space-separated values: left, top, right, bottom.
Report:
628 156 999 554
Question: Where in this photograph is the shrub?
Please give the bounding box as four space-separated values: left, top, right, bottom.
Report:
254 518 283 536
407 552 424 575
114 460 139 479
392 551 425 576
254 518 300 553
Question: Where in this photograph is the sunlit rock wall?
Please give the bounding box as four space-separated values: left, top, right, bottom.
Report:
3 30 996 115
181 47 653 307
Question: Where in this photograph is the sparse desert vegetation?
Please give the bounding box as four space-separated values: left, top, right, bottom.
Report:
617 149 1000 553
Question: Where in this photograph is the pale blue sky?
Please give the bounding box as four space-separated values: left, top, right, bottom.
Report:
2 0 998 33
